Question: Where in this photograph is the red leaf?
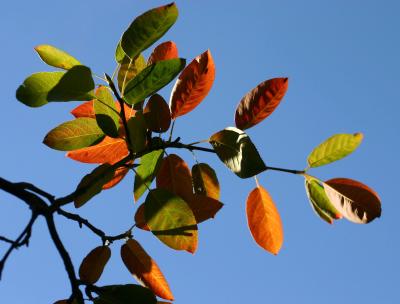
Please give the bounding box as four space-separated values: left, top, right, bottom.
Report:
246 185 284 255
235 78 288 130
121 239 174 301
71 100 95 118
148 41 178 65
170 50 215 119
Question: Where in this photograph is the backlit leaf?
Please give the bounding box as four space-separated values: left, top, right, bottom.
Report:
127 112 147 153
144 189 198 253
16 66 94 107
191 163 220 200
134 149 164 202
156 154 193 202
94 86 120 138
209 127 267 178
121 3 178 60
307 133 363 168
121 239 174 301
124 58 186 105
304 178 342 224
66 136 129 164
135 203 150 231
93 284 156 304
79 246 111 284
246 185 283 255
170 50 215 119
74 164 115 208
115 40 125 64
324 178 381 224
35 44 81 70
186 194 223 223
148 41 178 65
103 165 131 190
235 78 288 130
118 54 147 93
71 100 95 118
44 117 104 151
144 94 171 133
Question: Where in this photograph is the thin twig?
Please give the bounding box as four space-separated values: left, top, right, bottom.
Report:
265 166 305 175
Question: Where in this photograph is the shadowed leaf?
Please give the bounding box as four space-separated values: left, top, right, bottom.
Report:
209 127 267 178
121 3 178 60
324 178 381 224
307 133 363 168
124 58 186 105
246 185 283 255
127 112 147 153
148 41 178 65
135 203 150 231
134 149 164 202
35 44 81 70
170 50 215 119
44 117 104 151
144 189 198 253
192 163 220 200
121 239 174 300
186 194 223 223
156 154 193 202
235 78 288 130
79 246 111 284
103 165 131 190
94 86 120 138
74 164 116 208
93 284 156 304
118 54 147 93
144 94 171 133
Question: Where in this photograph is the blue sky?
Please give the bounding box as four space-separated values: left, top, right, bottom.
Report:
1 0 399 303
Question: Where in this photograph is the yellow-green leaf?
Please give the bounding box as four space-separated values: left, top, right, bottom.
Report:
118 54 147 93
35 44 81 70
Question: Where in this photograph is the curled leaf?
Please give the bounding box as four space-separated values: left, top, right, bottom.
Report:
235 78 288 130
246 185 283 255
79 246 111 284
170 50 215 119
121 239 174 300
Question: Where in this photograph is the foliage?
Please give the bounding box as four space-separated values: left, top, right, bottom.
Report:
0 2 381 304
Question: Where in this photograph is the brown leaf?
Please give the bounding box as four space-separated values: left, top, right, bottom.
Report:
66 136 129 164
325 178 381 224
78 246 111 284
134 203 150 231
144 94 171 133
121 239 174 301
186 194 223 223
170 50 215 119
156 154 193 202
235 78 288 130
148 41 178 65
192 163 220 200
246 185 284 255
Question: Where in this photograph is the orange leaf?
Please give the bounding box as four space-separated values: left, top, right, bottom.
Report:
78 246 111 284
148 41 178 65
325 178 381 223
235 78 288 130
134 203 150 231
156 154 193 202
144 94 171 133
246 185 283 255
186 194 223 223
66 136 129 164
102 165 130 190
121 239 174 301
71 100 95 118
170 50 215 119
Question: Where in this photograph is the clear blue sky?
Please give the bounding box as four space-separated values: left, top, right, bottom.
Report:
1 0 399 303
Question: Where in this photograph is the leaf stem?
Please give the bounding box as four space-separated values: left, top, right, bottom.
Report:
265 166 305 175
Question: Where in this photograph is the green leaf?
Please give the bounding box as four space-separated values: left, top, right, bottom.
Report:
124 58 186 105
144 188 198 253
74 164 116 208
304 177 342 224
127 112 147 153
118 54 147 93
43 117 104 151
94 86 120 138
307 133 363 168
209 127 267 178
16 66 94 107
34 44 81 70
93 284 157 304
115 41 125 64
121 3 178 60
134 149 164 202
